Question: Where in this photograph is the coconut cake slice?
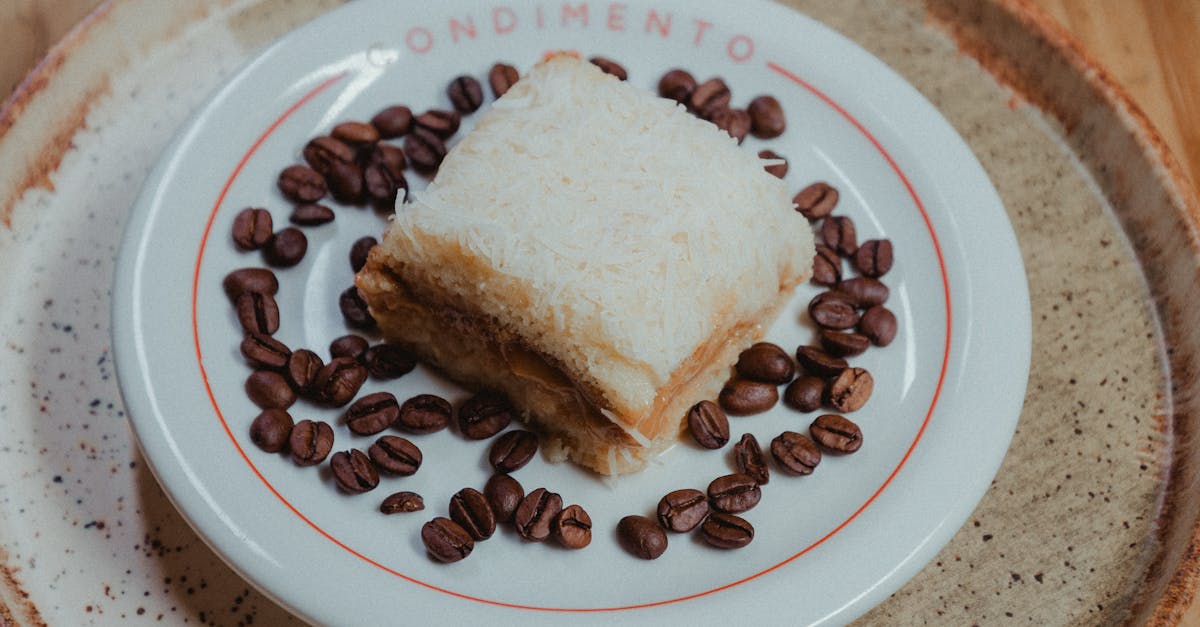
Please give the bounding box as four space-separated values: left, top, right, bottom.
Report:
356 54 812 475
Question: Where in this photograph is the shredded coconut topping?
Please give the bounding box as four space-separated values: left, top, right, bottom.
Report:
389 55 810 415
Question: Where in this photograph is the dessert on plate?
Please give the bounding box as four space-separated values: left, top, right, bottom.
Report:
356 54 811 475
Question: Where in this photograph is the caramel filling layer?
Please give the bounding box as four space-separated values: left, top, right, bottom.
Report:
357 259 798 474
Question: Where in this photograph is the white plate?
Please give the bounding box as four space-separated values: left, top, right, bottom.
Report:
111 0 1030 624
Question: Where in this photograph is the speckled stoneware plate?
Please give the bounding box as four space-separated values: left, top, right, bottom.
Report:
108 0 1027 624
4 0 1200 625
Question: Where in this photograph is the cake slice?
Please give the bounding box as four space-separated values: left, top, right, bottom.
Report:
356 55 812 474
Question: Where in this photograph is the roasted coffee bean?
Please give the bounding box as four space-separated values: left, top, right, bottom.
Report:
758 149 788 179
339 286 376 330
616 515 668 560
793 182 838 221
821 216 858 257
820 215 859 255
828 367 873 412
732 433 769 485
325 159 365 204
735 342 795 384
771 431 821 474
589 56 627 80
488 62 520 98
235 291 280 335
658 68 696 103
656 488 709 532
855 239 893 277
553 504 593 549
458 391 513 439
783 375 826 413
284 349 323 395
368 142 407 177
514 487 562 542
364 144 408 208
711 108 751 143
289 419 334 466
343 391 400 436
447 75 484 113
364 344 417 380
859 305 897 347
449 487 496 541
380 491 424 514
368 435 422 475
331 121 380 148
415 109 460 139
747 95 786 139
812 244 842 286
686 400 729 450
838 277 889 308
689 77 731 119
810 414 863 453
819 329 871 357
289 203 335 226
240 332 291 370
371 105 413 138
397 394 452 433
404 127 448 173
808 290 860 330
231 207 273 251
363 161 400 204
700 512 755 549
422 517 474 563
489 429 539 473
484 473 524 523
223 267 278 301
263 227 307 267
249 408 293 453
330 449 379 494
278 164 327 203
795 345 848 378
807 289 855 316
312 357 368 407
349 236 377 273
363 161 406 209
707 473 761 514
245 370 296 409
329 334 369 362
303 136 356 174
718 378 779 415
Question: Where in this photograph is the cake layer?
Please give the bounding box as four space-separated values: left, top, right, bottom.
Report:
377 55 810 420
356 54 812 473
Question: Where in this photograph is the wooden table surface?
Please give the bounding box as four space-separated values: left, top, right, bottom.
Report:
1 0 1198 623
1030 0 1200 200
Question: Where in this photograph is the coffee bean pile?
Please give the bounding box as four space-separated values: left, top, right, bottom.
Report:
616 469 764 557
224 55 900 565
422 477 594 562
227 261 425 469
418 401 595 562
652 66 792 178
706 185 897 424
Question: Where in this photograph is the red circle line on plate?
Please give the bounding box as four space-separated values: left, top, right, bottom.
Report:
190 61 952 613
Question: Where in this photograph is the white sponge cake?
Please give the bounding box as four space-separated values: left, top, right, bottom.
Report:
357 54 811 474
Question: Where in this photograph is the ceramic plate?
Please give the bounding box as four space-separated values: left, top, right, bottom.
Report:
111 0 1029 623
